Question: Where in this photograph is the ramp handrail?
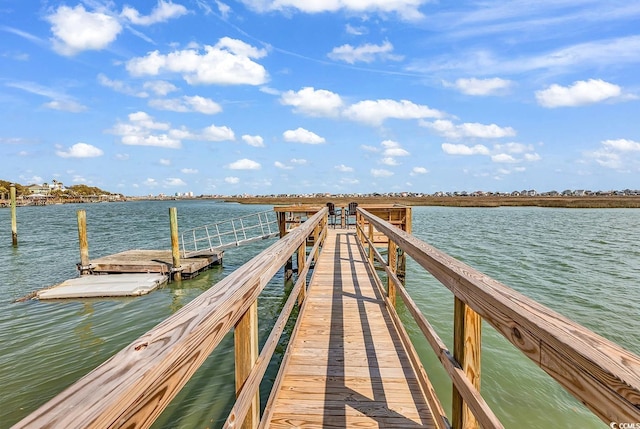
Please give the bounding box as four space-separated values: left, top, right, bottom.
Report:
355 207 640 428
14 208 328 429
180 210 279 257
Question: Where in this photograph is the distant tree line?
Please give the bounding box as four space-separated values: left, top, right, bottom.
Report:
0 179 115 199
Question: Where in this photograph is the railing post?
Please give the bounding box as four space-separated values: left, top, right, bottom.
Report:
10 184 18 246
452 297 482 429
235 300 259 429
367 222 374 263
387 239 397 306
77 209 90 274
170 207 181 281
297 242 306 305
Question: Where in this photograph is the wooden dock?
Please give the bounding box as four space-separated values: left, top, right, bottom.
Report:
263 229 440 428
88 249 222 277
14 205 640 429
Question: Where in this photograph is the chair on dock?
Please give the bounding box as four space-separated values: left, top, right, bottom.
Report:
346 201 358 228
326 202 340 228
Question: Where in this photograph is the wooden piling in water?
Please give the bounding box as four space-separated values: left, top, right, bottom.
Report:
169 207 181 281
77 210 90 274
10 184 17 246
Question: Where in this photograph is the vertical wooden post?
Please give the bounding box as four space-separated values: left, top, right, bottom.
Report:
452 297 482 429
10 184 17 246
397 206 411 284
367 222 374 263
169 207 181 281
77 210 90 275
235 300 259 429
297 242 306 305
387 240 397 306
313 223 320 261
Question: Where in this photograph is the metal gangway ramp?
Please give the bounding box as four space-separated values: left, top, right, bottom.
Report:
180 209 279 258
262 229 442 428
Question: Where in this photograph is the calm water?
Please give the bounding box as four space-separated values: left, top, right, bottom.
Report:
1 201 637 428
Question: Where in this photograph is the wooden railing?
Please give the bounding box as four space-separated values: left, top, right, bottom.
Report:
14 208 328 429
355 207 640 429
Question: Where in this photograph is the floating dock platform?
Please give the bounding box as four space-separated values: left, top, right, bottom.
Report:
32 249 223 300
37 273 168 300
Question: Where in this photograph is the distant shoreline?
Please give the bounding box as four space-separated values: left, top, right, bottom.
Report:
2 195 640 209
214 195 640 208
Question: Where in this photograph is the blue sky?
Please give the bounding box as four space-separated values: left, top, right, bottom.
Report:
1 0 639 196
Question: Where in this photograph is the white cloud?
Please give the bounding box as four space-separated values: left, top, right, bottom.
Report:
344 99 444 126
56 142 104 158
491 153 518 163
280 87 343 117
181 168 198 174
381 157 399 166
410 166 428 175
144 178 158 187
227 158 261 170
143 80 178 96
242 134 265 147
535 79 622 108
290 158 307 165
422 119 516 139
585 138 640 170
163 177 187 187
225 176 240 184
370 168 394 177
603 138 640 151
149 95 222 114
493 142 533 154
47 5 122 55
361 145 379 152
126 37 268 85
240 0 427 20
335 164 354 172
328 41 403 64
121 1 188 25
283 127 325 144
44 100 87 112
274 161 293 170
442 143 490 155
159 158 171 165
201 124 235 141
98 73 148 97
449 77 512 96
524 153 541 161
109 111 182 148
381 140 410 157
345 24 367 35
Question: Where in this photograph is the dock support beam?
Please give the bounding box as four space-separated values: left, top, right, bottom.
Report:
452 297 482 429
10 184 17 246
77 210 90 274
170 207 181 281
235 300 259 429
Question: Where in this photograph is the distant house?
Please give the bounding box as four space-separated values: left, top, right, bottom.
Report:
28 184 50 195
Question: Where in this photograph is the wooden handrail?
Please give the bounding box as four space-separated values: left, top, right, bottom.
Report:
356 207 640 426
14 208 328 429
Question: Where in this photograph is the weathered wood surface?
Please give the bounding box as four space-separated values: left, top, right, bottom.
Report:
263 229 442 428
14 209 327 429
359 207 640 425
88 249 221 277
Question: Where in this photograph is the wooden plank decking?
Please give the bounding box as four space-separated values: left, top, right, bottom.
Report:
264 229 438 428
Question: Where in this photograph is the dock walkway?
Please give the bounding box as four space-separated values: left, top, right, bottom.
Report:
264 229 438 428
